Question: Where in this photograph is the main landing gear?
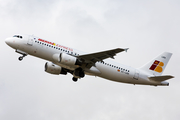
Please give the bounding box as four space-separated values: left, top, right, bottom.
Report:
18 54 27 61
72 68 85 82
72 77 78 82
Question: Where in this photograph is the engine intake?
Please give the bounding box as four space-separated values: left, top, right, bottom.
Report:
45 62 67 75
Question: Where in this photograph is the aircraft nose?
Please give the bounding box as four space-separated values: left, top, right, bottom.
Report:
5 38 10 45
5 37 14 47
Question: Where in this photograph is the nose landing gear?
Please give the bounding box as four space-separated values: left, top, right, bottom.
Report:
15 50 28 61
18 56 23 61
18 54 27 61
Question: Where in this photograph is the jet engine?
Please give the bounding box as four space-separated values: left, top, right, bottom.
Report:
52 53 82 66
45 62 67 75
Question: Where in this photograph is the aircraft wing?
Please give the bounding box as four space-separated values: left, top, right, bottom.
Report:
78 48 128 66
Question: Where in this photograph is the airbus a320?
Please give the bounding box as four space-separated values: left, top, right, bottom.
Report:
5 34 174 86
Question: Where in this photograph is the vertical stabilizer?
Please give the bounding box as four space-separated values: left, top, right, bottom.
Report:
139 52 172 76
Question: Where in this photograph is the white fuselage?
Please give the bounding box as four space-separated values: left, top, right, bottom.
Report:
5 35 169 86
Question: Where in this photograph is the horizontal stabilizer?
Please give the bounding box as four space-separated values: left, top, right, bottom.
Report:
148 75 174 82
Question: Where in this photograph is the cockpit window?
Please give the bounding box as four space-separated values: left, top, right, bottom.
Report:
13 35 23 39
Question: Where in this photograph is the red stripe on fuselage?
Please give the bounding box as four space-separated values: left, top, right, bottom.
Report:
38 38 73 51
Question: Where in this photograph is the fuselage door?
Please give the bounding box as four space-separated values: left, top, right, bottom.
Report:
27 36 33 46
133 70 139 80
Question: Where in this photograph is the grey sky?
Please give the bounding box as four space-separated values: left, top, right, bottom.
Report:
0 0 180 120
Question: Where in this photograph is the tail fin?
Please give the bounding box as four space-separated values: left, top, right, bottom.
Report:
139 52 172 76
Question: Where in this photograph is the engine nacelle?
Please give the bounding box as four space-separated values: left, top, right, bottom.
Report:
52 53 82 66
45 62 67 75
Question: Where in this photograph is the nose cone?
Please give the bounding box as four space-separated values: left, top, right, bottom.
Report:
5 38 10 45
5 37 14 48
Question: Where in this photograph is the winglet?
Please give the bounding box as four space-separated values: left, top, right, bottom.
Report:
124 48 129 52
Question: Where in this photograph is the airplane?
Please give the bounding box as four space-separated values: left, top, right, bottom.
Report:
5 34 174 86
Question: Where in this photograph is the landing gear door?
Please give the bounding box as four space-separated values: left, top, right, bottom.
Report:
133 70 139 80
27 36 33 46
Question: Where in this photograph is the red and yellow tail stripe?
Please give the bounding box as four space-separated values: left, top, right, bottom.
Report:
149 60 164 73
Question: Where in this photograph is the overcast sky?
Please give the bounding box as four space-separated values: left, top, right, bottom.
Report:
0 0 180 120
